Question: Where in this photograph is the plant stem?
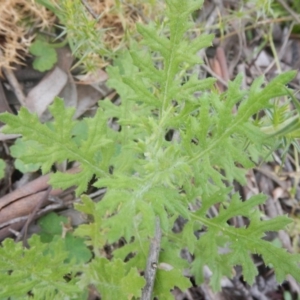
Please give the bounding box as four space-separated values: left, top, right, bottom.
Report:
141 217 161 300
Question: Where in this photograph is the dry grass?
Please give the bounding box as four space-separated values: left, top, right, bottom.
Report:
0 0 164 72
0 0 56 70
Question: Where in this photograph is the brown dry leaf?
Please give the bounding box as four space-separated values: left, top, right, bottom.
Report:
75 69 108 85
56 47 74 73
74 85 104 119
208 47 229 92
25 66 68 116
59 72 78 109
56 47 77 108
0 166 79 240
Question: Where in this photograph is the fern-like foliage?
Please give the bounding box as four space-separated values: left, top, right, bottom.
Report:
0 0 300 298
0 236 82 299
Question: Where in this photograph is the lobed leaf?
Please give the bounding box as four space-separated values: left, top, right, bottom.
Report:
0 236 81 299
0 0 299 297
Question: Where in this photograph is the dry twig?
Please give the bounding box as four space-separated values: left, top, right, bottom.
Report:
141 217 162 300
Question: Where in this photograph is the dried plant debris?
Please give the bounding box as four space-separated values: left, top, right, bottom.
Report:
0 0 56 70
78 0 164 47
0 0 164 72
50 0 164 69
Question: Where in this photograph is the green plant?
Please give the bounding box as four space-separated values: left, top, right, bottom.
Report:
29 37 67 72
0 159 5 179
29 38 58 71
36 0 163 71
0 0 300 299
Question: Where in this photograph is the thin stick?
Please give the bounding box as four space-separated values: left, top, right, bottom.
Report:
16 187 52 244
81 0 98 19
141 217 162 300
276 0 300 24
0 49 25 106
2 67 26 106
201 63 228 88
0 200 67 230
